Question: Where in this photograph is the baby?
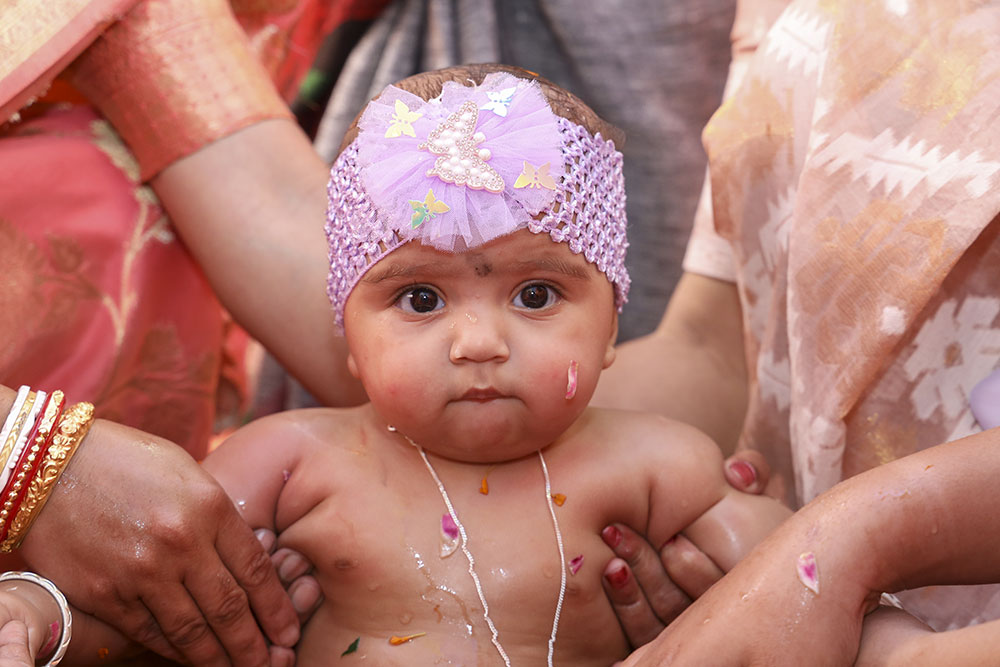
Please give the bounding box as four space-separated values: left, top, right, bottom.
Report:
203 64 790 665
0 64 950 666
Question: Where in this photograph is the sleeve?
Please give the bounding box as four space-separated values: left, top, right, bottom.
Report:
70 0 292 181
681 0 795 282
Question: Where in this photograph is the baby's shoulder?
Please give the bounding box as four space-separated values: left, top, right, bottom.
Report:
215 405 369 464
574 407 725 474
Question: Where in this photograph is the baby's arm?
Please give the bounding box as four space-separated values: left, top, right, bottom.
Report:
639 417 791 570
202 411 310 532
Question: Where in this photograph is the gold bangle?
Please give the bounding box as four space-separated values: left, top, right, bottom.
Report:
0 399 91 553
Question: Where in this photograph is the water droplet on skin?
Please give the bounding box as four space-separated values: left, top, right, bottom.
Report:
465 312 477 323
367 582 381 592
930 525 939 535
740 593 750 602
236 499 246 510
542 567 554 579
399 612 413 625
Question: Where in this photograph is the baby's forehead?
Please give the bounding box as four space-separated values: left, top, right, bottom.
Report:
368 230 597 280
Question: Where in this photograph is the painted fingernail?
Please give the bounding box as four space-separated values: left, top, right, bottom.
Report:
728 460 757 487
601 525 623 548
605 565 629 589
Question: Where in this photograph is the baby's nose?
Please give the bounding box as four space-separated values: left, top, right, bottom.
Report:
448 311 510 363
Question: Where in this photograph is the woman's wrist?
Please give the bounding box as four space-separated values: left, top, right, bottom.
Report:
0 572 72 664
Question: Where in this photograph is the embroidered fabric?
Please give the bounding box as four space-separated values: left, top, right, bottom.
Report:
325 72 629 332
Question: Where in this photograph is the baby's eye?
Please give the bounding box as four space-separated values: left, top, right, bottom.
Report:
514 284 557 309
397 287 444 313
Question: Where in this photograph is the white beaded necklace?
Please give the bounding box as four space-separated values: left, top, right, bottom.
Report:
388 425 567 666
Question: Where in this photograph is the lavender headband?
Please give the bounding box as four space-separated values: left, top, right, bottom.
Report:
326 72 629 332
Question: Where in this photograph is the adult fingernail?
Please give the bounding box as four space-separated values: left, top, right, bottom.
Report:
280 625 300 648
601 525 623 548
279 555 308 582
604 565 629 589
291 581 322 615
255 529 275 552
728 460 757 487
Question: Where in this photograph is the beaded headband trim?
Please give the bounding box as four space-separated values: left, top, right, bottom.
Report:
326 72 629 332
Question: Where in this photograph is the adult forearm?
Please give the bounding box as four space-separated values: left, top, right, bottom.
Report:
151 119 366 406
593 273 747 451
810 429 1000 591
788 428 1000 603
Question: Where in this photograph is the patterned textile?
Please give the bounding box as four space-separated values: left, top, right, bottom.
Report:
684 0 1000 629
0 0 354 456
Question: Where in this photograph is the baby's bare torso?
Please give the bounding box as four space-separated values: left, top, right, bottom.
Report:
269 406 710 665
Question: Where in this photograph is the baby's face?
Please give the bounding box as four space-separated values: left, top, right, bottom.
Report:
343 229 618 463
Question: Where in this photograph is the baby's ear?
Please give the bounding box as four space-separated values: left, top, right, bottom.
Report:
602 311 618 369
347 353 361 379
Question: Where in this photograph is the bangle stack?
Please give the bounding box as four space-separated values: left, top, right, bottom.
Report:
0 386 94 552
0 571 72 666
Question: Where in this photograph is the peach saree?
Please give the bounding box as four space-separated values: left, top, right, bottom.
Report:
684 0 1000 630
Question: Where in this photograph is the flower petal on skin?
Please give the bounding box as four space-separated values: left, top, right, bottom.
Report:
796 552 820 595
389 632 426 645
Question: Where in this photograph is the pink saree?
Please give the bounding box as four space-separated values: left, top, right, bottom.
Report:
0 0 334 457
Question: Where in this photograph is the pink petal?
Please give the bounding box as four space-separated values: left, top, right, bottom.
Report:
441 514 458 540
569 555 584 575
796 552 820 595
565 360 579 400
440 514 459 559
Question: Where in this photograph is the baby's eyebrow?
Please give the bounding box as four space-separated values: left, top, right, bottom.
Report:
503 257 593 280
362 262 460 283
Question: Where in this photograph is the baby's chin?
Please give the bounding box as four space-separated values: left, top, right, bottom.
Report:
403 420 569 464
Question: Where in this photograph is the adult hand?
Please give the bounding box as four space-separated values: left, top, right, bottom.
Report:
255 528 324 624
617 540 871 666
616 486 881 666
602 451 772 647
0 621 31 667
18 420 300 666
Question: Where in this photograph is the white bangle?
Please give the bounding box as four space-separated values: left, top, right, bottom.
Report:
0 571 72 666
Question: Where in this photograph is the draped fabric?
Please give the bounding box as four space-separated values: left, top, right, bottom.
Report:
0 0 381 456
684 0 1000 629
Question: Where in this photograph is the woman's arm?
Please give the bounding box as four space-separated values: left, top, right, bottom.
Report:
622 427 1000 665
0 385 299 666
150 120 367 408
593 273 747 452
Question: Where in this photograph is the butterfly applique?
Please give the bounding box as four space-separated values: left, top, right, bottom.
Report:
409 188 451 228
385 100 423 138
513 161 557 190
420 101 505 193
481 87 516 117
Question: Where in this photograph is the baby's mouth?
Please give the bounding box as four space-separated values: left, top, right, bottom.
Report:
457 387 506 402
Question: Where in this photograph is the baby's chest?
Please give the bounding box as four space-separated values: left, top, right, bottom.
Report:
282 460 633 661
